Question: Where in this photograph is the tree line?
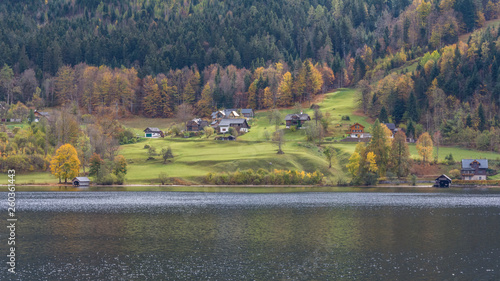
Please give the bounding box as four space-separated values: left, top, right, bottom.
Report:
0 60 333 118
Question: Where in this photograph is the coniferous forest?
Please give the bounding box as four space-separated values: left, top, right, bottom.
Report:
1 0 500 155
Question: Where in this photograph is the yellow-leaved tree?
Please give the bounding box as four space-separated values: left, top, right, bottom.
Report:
416 132 434 164
50 144 80 183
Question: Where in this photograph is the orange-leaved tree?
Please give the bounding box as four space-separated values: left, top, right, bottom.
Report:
50 143 80 183
416 132 434 164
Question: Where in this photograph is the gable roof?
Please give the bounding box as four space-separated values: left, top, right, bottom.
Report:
72 177 90 182
461 159 488 169
144 127 162 132
383 123 396 130
211 109 240 118
241 109 253 114
285 113 310 121
218 118 249 127
350 122 364 129
435 174 452 181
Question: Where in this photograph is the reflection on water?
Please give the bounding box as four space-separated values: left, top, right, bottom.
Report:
1 190 500 280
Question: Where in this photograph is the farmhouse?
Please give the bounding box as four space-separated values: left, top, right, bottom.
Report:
434 174 452 188
285 113 310 128
347 123 371 138
211 109 240 120
72 177 90 187
186 118 209 131
461 159 488 180
218 118 250 133
241 109 254 119
144 127 164 138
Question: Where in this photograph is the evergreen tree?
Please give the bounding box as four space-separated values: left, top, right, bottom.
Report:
477 103 486 131
379 106 389 123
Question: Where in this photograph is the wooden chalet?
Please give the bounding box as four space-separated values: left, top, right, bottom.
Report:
285 113 311 128
218 118 250 133
461 159 488 180
72 177 90 187
186 118 209 131
434 174 452 188
144 127 164 138
347 123 369 138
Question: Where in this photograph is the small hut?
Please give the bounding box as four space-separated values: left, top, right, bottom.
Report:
434 174 452 188
72 177 90 187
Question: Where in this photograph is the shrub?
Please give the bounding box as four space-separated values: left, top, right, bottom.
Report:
204 169 324 185
448 169 461 179
144 144 150 149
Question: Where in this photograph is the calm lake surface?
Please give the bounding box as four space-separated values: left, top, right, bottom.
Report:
1 187 500 280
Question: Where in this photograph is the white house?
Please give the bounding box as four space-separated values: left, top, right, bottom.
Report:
144 127 164 138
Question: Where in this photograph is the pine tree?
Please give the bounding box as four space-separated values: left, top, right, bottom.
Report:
379 106 388 123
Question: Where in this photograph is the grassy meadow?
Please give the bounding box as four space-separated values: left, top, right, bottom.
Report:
6 88 500 185
116 88 364 184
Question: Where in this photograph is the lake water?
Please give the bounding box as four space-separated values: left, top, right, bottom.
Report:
1 188 500 280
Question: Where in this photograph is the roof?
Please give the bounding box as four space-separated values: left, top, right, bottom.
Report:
461 159 488 169
72 177 90 182
436 174 452 181
285 113 310 121
383 123 396 130
350 122 364 128
190 118 205 124
218 118 249 126
241 109 253 114
144 127 162 132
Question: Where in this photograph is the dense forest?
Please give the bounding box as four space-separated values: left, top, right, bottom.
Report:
1 0 500 152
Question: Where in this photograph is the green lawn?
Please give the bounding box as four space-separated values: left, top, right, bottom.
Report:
239 88 370 142
0 172 59 185
118 138 340 184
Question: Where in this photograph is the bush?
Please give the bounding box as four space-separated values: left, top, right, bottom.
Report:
290 126 297 132
410 174 417 186
204 169 324 185
144 144 150 149
448 169 461 179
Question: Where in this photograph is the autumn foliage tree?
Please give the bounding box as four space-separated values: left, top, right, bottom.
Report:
50 144 80 183
389 131 411 178
416 132 434 164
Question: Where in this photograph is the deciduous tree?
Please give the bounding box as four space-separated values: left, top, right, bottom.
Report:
416 132 433 164
50 143 80 183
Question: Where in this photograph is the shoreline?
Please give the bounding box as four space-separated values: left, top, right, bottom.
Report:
2 183 499 189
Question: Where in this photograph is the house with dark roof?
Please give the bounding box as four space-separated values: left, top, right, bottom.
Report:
382 123 399 138
285 113 310 128
434 174 452 188
144 127 164 138
186 118 209 131
241 109 254 119
461 159 488 180
218 118 250 133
